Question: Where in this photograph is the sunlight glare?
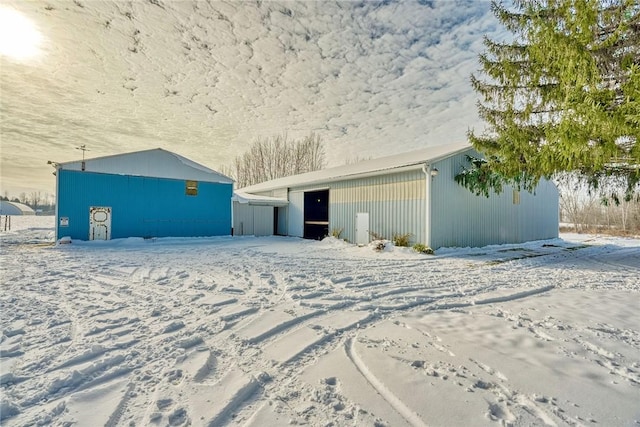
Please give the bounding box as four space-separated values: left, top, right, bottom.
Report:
0 7 43 61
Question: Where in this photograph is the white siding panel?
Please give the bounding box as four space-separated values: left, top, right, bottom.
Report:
329 170 426 245
232 203 275 236
233 202 254 236
240 148 558 248
276 206 287 235
253 206 274 236
288 191 304 238
430 151 559 248
272 188 288 199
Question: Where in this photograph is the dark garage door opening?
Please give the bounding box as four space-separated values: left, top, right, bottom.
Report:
304 189 329 240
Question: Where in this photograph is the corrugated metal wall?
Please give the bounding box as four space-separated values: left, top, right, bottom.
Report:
253 206 275 236
276 206 287 235
244 150 558 248
242 189 291 237
282 170 426 244
288 191 305 237
430 151 559 248
330 170 426 245
57 170 232 240
232 203 274 236
233 202 254 236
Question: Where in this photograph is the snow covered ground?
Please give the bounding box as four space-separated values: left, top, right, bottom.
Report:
1 216 639 426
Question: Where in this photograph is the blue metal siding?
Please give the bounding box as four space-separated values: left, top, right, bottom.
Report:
57 170 232 240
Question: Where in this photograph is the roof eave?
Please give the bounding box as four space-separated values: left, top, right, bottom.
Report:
284 163 426 191
242 145 473 193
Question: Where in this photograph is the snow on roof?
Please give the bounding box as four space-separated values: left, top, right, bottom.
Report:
241 142 472 193
0 201 36 215
58 148 234 184
232 192 289 206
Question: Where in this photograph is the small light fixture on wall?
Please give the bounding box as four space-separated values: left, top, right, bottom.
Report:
430 168 439 177
47 160 58 175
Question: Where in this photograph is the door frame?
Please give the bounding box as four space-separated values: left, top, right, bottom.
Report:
89 206 112 240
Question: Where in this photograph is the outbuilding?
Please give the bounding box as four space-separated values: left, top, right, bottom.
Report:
239 143 559 249
232 191 288 237
0 201 36 216
53 148 233 241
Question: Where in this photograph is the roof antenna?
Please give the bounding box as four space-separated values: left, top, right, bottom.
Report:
76 144 89 171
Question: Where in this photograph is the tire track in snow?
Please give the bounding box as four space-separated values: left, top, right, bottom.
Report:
344 336 428 427
5 228 638 426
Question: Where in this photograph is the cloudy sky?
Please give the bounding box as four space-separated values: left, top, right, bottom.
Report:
0 0 502 197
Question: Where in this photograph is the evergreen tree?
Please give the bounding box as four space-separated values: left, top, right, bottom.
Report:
466 0 639 198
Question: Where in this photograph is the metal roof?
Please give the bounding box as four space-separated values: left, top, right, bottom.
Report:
232 191 289 206
0 201 36 215
58 148 234 184
240 142 472 193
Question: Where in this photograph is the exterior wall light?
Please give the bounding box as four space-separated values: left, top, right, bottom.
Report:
430 168 439 177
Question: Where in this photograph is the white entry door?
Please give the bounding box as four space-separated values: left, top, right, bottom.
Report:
355 212 369 246
89 207 111 240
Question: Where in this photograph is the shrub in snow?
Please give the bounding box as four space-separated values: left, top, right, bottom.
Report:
369 230 385 240
370 240 393 252
413 243 434 255
393 233 411 247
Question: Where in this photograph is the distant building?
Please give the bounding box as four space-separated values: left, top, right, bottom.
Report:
53 148 233 241
232 191 289 237
0 201 36 216
238 143 559 248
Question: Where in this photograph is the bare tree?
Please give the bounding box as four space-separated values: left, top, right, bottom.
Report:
30 191 42 209
231 133 325 188
344 155 372 165
558 173 640 234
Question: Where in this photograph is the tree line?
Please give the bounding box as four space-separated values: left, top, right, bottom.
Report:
558 174 640 234
223 133 325 189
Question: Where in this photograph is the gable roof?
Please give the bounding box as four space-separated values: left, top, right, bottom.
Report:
58 148 233 184
241 142 472 193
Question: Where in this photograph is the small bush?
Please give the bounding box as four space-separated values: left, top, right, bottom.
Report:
413 243 434 255
393 233 411 247
331 228 343 238
369 231 385 240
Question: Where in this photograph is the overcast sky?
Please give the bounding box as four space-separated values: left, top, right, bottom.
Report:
0 0 502 197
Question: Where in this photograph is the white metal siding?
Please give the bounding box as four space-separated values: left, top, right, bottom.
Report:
233 202 274 236
328 170 426 245
233 202 254 236
241 148 558 248
253 206 274 236
430 151 559 248
272 188 288 199
517 180 559 241
276 206 288 235
288 191 304 238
